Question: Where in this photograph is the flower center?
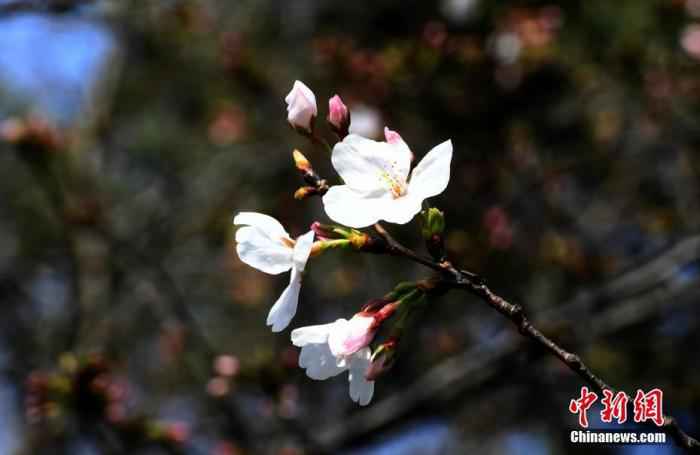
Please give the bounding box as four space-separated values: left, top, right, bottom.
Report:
379 171 407 199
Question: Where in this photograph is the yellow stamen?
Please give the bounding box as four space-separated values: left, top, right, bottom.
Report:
380 171 407 199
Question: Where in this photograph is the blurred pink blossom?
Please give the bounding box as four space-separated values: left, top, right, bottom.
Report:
681 24 700 59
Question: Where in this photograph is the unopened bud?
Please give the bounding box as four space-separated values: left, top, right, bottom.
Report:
366 339 398 381
292 149 311 172
328 95 350 138
373 301 399 323
361 298 391 314
291 150 329 197
420 207 446 260
420 208 445 239
294 186 318 200
285 80 317 134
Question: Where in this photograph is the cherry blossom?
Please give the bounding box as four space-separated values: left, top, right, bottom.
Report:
322 131 453 228
291 317 376 405
233 212 314 332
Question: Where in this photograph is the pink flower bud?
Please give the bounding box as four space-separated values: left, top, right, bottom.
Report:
285 80 317 133
327 94 350 138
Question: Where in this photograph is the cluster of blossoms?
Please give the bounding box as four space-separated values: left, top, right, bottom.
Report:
234 80 453 405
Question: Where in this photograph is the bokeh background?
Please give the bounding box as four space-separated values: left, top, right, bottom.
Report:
0 0 699 454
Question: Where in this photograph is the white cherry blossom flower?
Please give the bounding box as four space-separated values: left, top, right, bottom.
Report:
233 212 314 332
291 317 376 406
285 80 317 133
322 132 453 228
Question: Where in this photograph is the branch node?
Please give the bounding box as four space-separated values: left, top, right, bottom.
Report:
564 353 581 367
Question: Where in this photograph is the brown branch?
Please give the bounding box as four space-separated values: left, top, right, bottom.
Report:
371 223 700 453
317 255 700 449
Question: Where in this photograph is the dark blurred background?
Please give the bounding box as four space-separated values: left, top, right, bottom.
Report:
0 0 699 454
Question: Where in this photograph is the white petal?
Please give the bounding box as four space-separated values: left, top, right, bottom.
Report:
348 348 375 406
235 226 293 274
291 320 340 346
408 140 453 200
331 135 411 193
233 212 290 239
266 267 302 332
379 193 423 225
298 343 347 380
384 126 413 162
323 185 398 228
292 230 315 272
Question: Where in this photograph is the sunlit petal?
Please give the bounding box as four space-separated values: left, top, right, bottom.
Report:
292 230 315 272
408 139 452 200
233 212 290 240
332 134 411 193
322 185 387 228
266 267 302 332
235 226 293 274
